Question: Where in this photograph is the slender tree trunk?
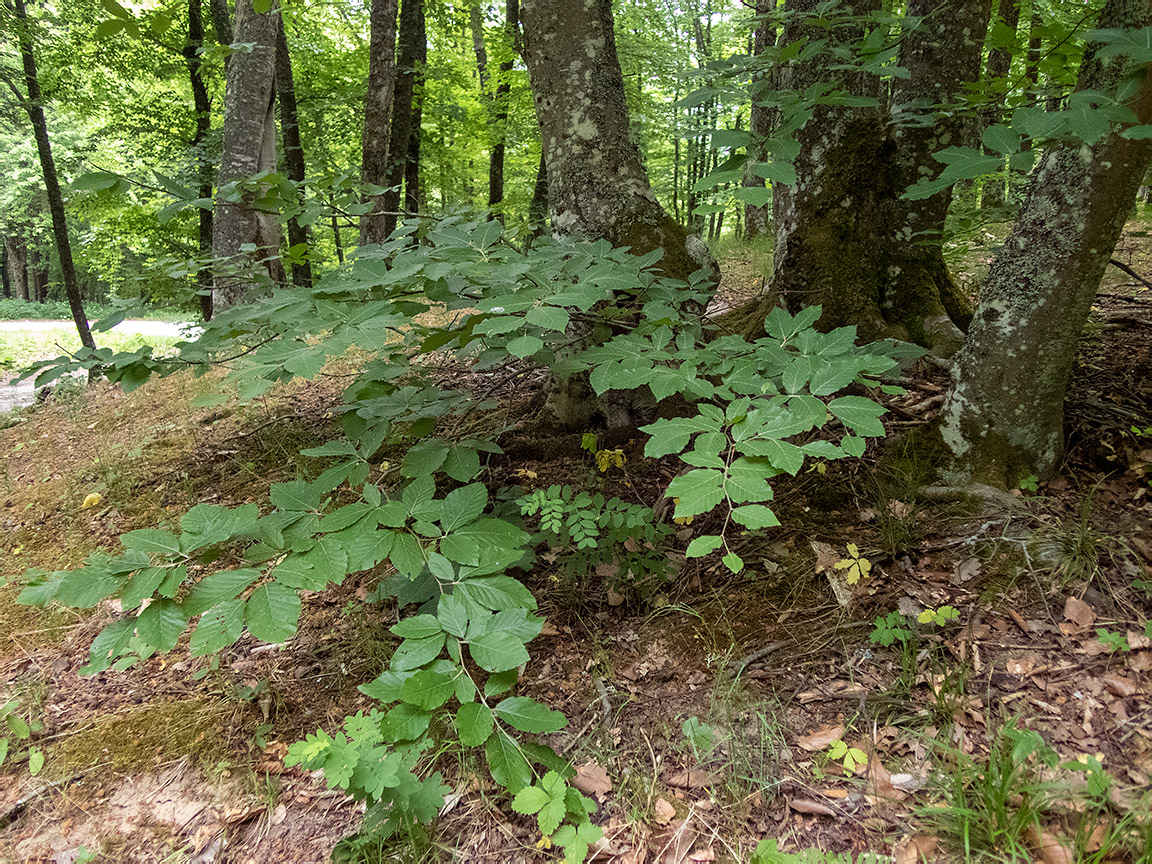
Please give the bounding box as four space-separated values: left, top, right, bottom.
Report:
359 0 399 245
5 237 28 302
209 0 232 44
982 0 1020 206
939 0 1152 487
742 0 775 239
1 241 9 297
404 0 425 217
332 213 345 263
30 247 46 302
382 0 422 236
275 17 313 289
528 150 548 236
184 0 215 320
212 0 284 309
768 0 988 354
12 0 93 349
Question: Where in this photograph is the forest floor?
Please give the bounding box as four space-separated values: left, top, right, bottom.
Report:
0 231 1150 864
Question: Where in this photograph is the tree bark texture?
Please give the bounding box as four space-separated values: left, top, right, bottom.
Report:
5 236 29 302
184 0 215 320
212 0 284 309
382 0 423 237
767 0 988 355
519 0 715 283
528 149 548 235
742 0 775 239
13 0 94 349
404 0 426 218
359 0 399 246
275 16 314 289
938 0 1152 487
982 0 1020 206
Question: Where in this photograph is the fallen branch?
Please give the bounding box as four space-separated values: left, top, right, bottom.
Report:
1108 258 1152 291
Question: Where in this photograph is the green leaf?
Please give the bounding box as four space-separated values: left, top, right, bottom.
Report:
391 614 443 640
392 634 447 671
507 335 544 358
190 598 246 656
80 618 135 675
731 504 780 529
641 416 716 458
437 594 470 638
526 306 570 332
685 535 723 558
493 696 567 734
440 484 488 532
469 629 530 673
981 123 1021 155
182 568 261 616
399 669 456 709
135 599 188 651
722 551 744 574
443 446 481 482
456 702 494 746
57 568 127 609
245 582 301 643
487 729 532 792
390 533 426 578
827 396 886 436
666 469 725 518
122 529 183 558
381 703 432 742
401 439 449 477
512 784 551 815
270 481 321 512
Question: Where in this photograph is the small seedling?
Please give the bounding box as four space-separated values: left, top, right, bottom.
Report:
826 739 867 773
681 716 715 762
1095 628 1130 653
834 543 871 584
918 605 960 626
870 611 913 647
1019 473 1039 493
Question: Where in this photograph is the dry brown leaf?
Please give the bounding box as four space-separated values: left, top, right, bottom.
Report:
788 798 836 816
894 834 938 864
666 768 718 790
796 724 845 752
1128 629 1152 650
811 540 839 573
1131 651 1152 672
1082 639 1111 657
1103 673 1139 697
1025 826 1075 864
573 762 613 799
1006 656 1037 676
1064 596 1096 629
653 797 676 825
867 755 905 802
687 849 716 862
655 818 697 864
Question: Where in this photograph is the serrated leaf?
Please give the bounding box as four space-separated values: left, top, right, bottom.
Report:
666 469 725 518
512 784 551 815
401 439 449 477
722 551 744 574
392 634 447 671
190 598 246 656
135 599 188 651
731 504 780 529
440 483 488 532
399 669 456 709
493 696 567 733
391 614 443 640
487 729 532 792
685 535 723 558
183 568 261 616
381 703 432 742
526 305 570 332
122 528 183 558
457 702 494 747
507 335 544 358
469 629 530 673
827 396 886 437
245 582 301 643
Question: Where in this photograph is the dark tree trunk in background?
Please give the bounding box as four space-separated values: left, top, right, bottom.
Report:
13 0 94 349
767 0 988 355
275 17 313 289
5 237 29 302
1 241 9 297
939 0 1152 487
982 0 1020 206
184 0 215 320
212 0 283 309
528 150 548 235
520 0 718 427
471 0 517 216
742 0 774 239
359 0 399 245
30 248 46 302
382 0 423 236
404 0 426 217
209 0 232 44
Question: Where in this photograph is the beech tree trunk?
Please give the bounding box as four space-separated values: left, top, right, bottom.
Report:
212 0 283 309
13 0 93 349
184 0 215 320
404 0 426 218
767 0 989 355
359 0 399 246
520 0 717 428
520 0 714 281
275 17 313 289
381 0 423 237
5 237 29 302
939 0 1152 487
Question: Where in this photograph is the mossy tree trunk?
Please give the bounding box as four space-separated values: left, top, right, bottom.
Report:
768 0 989 356
359 0 399 247
520 0 718 427
939 0 1152 488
